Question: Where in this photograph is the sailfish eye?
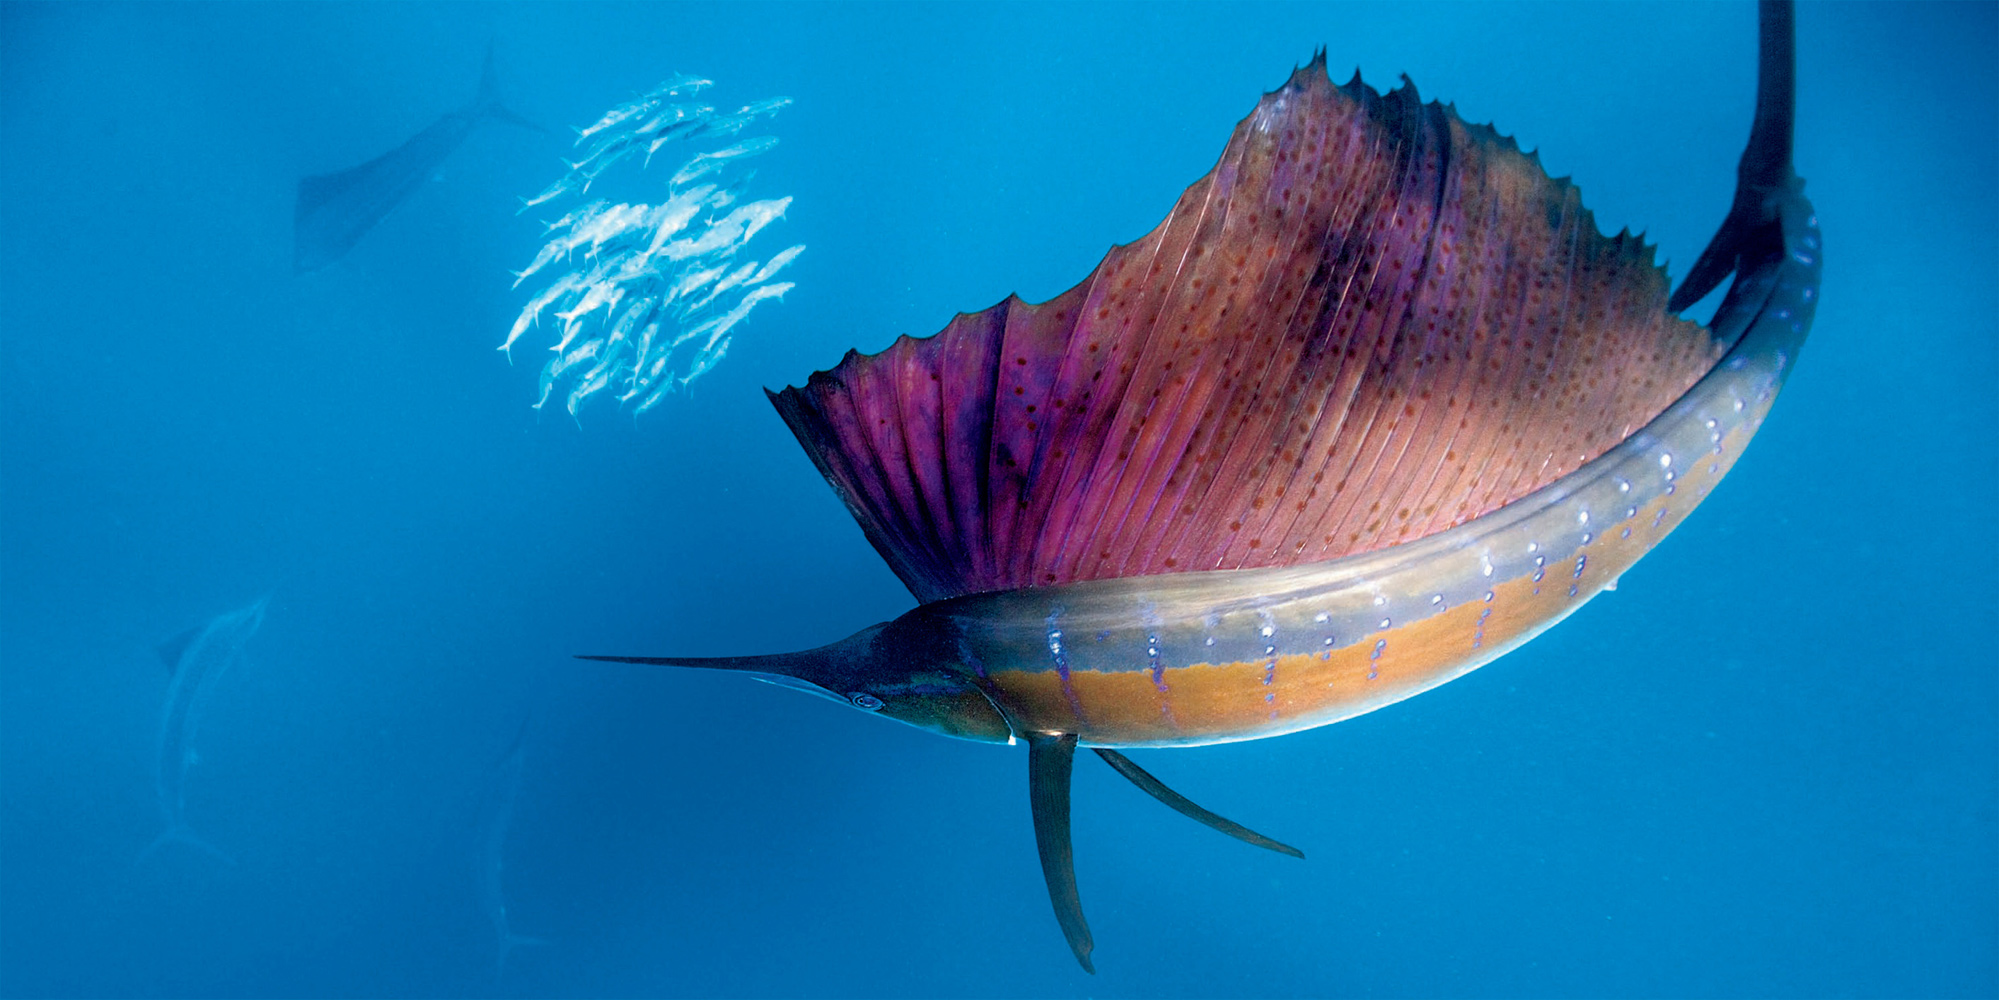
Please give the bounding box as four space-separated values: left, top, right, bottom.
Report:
848 692 884 711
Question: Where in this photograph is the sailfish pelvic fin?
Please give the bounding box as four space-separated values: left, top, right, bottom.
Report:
1027 733 1094 974
1023 742 1301 975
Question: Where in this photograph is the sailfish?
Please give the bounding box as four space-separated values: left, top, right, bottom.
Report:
143 596 269 865
584 1 1819 972
472 717 543 981
294 47 541 272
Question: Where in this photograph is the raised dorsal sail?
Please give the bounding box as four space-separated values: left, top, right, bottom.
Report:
770 54 1727 604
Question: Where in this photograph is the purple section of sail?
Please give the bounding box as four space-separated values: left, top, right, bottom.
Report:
770 55 1723 603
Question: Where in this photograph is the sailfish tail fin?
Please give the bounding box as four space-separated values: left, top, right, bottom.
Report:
473 43 550 135
137 825 236 867
1668 0 1798 312
496 933 547 981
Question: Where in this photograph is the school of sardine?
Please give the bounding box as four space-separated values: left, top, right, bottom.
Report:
504 75 801 421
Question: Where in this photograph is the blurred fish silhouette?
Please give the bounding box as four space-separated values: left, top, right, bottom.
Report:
585 1 1819 972
294 47 542 272
142 596 268 865
473 716 544 981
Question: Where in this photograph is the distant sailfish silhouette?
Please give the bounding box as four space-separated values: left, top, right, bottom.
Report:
584 1 1819 972
474 717 544 981
142 597 268 865
294 48 541 272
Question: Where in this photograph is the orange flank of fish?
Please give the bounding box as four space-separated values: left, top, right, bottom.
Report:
986 421 1755 747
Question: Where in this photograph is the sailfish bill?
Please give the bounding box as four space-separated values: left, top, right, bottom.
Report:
581 0 1819 972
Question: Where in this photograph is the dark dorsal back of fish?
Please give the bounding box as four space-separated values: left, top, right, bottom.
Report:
771 55 1729 604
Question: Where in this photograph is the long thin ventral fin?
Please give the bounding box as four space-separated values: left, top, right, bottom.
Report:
1028 733 1094 974
1093 749 1306 859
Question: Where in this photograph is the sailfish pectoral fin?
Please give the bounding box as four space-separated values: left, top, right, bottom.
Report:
1027 732 1094 974
1092 749 1306 859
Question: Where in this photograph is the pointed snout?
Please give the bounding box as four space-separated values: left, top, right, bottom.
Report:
578 613 1014 744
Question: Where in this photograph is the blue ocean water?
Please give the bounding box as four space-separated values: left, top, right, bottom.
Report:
2 2 1993 996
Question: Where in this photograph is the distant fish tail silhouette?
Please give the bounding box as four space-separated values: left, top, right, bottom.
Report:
472 42 546 135
137 823 236 867
496 932 547 982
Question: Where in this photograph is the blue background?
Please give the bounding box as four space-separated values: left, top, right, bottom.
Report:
2 2 1993 996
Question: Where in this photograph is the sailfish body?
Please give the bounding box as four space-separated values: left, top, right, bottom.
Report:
586 2 1818 972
